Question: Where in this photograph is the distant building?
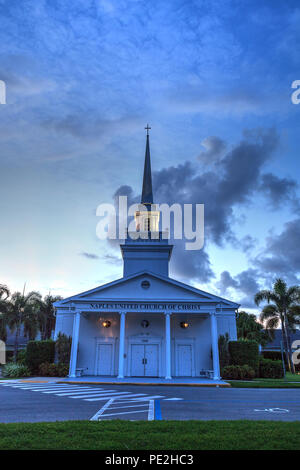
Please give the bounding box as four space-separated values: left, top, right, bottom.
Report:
262 329 300 353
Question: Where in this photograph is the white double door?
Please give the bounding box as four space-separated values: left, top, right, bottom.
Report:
177 344 193 376
131 344 159 377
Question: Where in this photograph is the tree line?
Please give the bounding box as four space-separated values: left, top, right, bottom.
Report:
0 283 62 362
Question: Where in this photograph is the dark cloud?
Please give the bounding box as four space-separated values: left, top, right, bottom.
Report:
102 253 122 265
234 235 257 253
153 128 279 245
217 268 260 308
217 268 259 297
198 136 226 164
169 242 214 284
80 252 99 259
219 218 300 306
42 115 140 141
253 218 300 283
259 173 299 211
217 271 238 293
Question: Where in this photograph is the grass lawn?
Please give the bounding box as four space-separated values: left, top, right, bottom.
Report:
229 372 300 388
0 420 300 450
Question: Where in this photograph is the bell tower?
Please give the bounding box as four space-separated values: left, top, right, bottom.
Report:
120 125 173 277
134 124 160 234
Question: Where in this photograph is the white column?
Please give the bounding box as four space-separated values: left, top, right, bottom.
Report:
69 311 81 378
211 311 220 380
165 312 172 379
117 311 126 378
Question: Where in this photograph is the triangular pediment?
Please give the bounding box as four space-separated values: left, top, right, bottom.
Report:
55 271 239 308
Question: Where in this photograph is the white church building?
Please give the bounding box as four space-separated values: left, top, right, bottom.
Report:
54 130 238 381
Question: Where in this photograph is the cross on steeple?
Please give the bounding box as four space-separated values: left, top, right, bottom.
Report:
144 123 151 136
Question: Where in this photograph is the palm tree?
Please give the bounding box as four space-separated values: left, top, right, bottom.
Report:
255 278 300 373
0 284 10 342
5 287 41 361
36 294 63 340
236 310 273 346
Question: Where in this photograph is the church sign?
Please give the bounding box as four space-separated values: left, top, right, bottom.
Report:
89 302 205 311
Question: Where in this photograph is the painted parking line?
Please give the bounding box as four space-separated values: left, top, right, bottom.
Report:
39 387 98 393
91 397 151 421
134 395 165 400
55 389 108 396
109 403 150 410
148 400 154 421
12 385 86 392
101 409 149 418
90 398 115 421
85 393 148 401
154 400 162 420
43 388 103 395
64 391 119 398
164 397 183 401
70 391 133 399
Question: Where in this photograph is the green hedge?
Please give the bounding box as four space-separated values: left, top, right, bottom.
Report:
26 340 55 373
38 362 69 377
222 365 255 380
259 358 284 379
229 340 259 374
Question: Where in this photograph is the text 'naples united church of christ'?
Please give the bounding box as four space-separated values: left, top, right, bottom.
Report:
54 129 239 381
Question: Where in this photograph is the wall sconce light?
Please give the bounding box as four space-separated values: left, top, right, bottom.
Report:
102 320 111 328
180 321 189 329
141 320 149 328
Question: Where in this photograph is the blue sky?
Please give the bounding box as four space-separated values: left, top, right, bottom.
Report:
0 0 299 312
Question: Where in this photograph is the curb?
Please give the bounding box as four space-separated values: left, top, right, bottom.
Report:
57 381 231 387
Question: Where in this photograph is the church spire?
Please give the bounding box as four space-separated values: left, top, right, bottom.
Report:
141 124 153 205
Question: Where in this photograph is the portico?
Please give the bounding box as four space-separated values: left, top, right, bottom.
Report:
60 295 226 381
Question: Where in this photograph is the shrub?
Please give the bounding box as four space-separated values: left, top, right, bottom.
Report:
229 340 259 374
38 362 51 376
57 363 69 377
16 349 27 365
55 333 72 364
222 364 255 380
26 340 55 373
262 351 282 361
2 363 30 378
218 333 230 370
259 358 284 379
38 362 69 377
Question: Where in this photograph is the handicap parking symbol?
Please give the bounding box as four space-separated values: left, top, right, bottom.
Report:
254 408 290 413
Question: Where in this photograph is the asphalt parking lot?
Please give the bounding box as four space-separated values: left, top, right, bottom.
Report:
1 381 300 422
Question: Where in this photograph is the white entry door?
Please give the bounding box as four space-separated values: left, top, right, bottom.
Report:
145 344 159 377
97 343 113 376
131 344 145 377
177 344 192 377
131 344 159 377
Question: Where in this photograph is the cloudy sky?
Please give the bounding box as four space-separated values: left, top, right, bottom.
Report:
0 0 299 312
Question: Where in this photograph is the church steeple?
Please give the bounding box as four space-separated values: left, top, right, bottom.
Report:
141 124 153 205
121 125 173 277
134 125 159 232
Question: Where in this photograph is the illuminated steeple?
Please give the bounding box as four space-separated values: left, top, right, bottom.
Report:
135 125 159 232
121 125 173 277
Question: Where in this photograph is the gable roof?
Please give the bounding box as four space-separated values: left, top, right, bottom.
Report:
262 329 300 350
54 270 240 308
